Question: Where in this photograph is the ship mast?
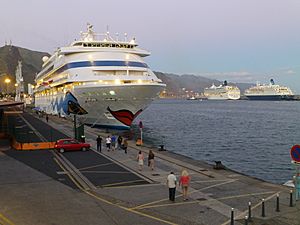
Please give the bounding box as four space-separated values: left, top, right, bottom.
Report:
15 61 24 102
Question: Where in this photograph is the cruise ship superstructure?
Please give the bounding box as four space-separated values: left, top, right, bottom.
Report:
244 79 294 100
34 24 165 129
203 81 240 100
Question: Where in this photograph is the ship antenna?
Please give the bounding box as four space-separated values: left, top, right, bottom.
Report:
124 33 128 42
106 25 110 40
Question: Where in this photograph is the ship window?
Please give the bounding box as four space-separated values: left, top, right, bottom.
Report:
129 71 144 76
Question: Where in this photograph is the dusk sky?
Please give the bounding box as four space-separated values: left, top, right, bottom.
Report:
1 0 300 92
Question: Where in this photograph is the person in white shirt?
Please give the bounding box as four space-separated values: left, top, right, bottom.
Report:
106 136 111 151
167 172 177 202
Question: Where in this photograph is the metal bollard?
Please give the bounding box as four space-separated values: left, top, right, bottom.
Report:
248 202 252 221
261 199 266 217
244 216 248 225
290 190 293 207
230 208 234 225
276 194 280 212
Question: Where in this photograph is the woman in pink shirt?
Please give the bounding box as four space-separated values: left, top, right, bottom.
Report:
179 169 191 200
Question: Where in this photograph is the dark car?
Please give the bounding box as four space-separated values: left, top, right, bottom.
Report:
54 138 90 153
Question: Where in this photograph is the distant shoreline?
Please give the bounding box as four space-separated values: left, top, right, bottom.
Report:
160 95 300 100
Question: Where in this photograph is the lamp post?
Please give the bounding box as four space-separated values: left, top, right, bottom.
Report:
4 78 11 95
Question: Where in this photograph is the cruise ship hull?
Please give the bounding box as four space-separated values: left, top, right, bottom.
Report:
245 95 294 101
206 95 239 100
205 93 240 100
35 84 164 129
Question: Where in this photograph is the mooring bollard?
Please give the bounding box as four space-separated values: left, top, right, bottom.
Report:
261 199 266 217
230 208 234 225
244 216 248 225
276 193 280 212
248 202 252 221
290 190 293 207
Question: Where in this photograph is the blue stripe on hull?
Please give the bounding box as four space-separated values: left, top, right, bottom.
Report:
42 60 148 78
246 95 294 101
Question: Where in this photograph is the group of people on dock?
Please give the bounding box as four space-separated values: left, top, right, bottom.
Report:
96 135 128 153
96 134 191 202
167 170 191 202
136 150 155 171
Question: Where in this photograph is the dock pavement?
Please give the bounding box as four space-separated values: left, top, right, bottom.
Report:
0 110 299 225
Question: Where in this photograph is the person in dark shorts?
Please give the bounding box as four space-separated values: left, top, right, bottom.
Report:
122 139 128 154
96 135 102 152
117 136 123 150
148 150 155 170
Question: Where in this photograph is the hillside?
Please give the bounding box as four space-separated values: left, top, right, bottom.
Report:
0 45 252 96
0 45 49 93
155 71 252 96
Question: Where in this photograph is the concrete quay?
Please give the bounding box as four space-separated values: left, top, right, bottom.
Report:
0 110 299 225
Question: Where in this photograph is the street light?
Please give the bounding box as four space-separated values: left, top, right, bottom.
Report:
4 78 11 94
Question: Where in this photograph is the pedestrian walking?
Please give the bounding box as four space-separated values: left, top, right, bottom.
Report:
106 135 111 151
167 172 177 202
111 135 116 151
179 169 191 200
148 150 155 170
96 135 102 152
137 150 144 171
122 139 128 154
117 136 123 150
46 114 49 122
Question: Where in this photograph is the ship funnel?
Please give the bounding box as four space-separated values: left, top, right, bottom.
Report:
270 79 275 85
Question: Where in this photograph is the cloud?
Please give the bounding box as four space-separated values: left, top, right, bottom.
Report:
285 70 296 74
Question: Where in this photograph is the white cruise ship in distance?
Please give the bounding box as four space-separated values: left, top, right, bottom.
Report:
34 24 166 129
244 79 294 100
203 81 240 100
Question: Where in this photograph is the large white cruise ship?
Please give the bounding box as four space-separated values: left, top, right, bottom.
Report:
34 24 165 129
203 81 240 100
244 79 294 100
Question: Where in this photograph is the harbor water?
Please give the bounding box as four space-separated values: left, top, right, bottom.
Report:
133 99 300 184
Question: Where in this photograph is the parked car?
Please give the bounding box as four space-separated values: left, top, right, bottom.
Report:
54 138 90 153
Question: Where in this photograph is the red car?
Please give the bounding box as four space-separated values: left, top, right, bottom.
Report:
54 138 90 153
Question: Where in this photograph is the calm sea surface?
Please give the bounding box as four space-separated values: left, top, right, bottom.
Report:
131 99 300 184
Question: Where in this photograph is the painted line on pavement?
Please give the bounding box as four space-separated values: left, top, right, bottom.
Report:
78 159 132 171
138 190 276 210
101 183 162 189
81 170 132 174
86 191 178 225
0 214 15 225
191 179 235 184
53 157 82 190
132 179 237 210
101 179 146 187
